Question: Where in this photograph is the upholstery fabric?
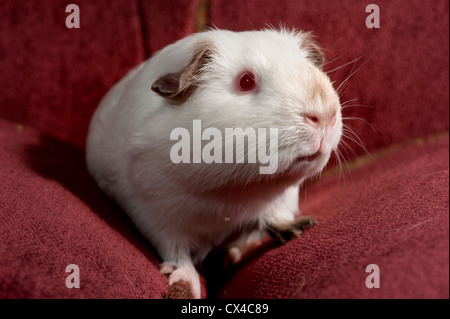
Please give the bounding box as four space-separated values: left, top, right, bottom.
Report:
210 0 449 156
216 135 449 298
0 0 448 299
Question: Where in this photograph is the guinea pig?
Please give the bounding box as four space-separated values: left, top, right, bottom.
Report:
86 28 343 299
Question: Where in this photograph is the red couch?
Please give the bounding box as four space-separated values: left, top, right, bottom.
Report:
1 0 448 299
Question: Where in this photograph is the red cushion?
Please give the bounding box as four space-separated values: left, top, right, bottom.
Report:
216 135 449 298
1 0 447 154
0 119 168 298
0 0 198 149
0 0 448 300
139 0 199 54
1 117 447 298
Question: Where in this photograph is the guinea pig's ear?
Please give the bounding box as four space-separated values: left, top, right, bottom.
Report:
151 41 215 100
297 31 325 70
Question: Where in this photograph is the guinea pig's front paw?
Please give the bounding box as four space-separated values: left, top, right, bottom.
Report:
163 264 201 299
159 261 177 275
267 216 318 244
227 238 263 264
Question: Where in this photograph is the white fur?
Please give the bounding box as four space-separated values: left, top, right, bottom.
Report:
86 28 342 299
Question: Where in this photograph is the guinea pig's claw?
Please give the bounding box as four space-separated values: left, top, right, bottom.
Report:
268 216 318 244
165 280 193 299
164 265 201 299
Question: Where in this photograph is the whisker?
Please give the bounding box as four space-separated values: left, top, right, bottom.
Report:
334 148 346 186
333 149 342 182
337 52 375 95
340 136 359 160
337 61 358 97
326 55 365 74
336 144 353 183
321 36 345 53
342 117 376 131
341 103 374 110
342 126 374 161
340 98 359 106
322 55 342 67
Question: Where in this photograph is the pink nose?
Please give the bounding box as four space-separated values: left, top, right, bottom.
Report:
304 112 337 128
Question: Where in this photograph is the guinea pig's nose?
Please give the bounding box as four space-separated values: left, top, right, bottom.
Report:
304 112 337 129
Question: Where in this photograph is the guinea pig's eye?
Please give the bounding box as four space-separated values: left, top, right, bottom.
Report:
238 71 257 92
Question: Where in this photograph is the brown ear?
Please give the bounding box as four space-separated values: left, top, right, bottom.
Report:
151 41 215 99
298 31 325 70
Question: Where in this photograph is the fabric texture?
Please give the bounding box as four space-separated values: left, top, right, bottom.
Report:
0 0 199 149
215 136 449 299
210 0 449 157
0 119 168 298
0 0 448 299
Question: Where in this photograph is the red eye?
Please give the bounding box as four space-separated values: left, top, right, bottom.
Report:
238 71 256 92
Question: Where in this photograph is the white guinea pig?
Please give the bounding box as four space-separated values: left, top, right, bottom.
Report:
86 28 342 299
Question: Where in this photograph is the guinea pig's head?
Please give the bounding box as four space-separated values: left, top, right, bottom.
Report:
151 28 342 190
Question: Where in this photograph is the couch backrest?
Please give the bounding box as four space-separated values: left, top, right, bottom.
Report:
1 0 448 157
209 0 449 156
0 0 197 149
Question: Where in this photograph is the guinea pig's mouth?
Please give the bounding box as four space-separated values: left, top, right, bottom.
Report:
295 150 321 162
274 150 322 178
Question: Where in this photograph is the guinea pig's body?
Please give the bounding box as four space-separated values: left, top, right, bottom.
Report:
86 28 343 299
